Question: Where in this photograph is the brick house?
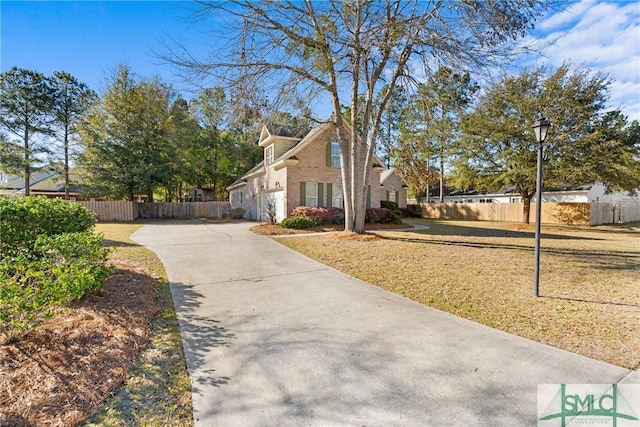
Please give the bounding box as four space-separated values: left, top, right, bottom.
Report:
227 122 407 221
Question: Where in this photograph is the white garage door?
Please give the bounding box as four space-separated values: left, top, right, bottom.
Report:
261 190 285 223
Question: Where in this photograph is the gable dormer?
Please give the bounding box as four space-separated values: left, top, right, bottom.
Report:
259 125 305 166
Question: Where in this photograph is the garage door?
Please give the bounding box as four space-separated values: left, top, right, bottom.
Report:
261 190 285 223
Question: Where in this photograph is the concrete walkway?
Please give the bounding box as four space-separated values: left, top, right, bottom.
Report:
132 221 636 427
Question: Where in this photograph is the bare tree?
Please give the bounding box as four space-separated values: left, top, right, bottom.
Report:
165 0 554 232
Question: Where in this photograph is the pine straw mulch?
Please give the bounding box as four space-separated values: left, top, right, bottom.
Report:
0 262 159 427
251 222 410 236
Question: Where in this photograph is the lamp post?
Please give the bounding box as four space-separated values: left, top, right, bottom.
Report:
532 115 551 297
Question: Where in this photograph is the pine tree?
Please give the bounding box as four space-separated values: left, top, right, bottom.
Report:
0 67 54 195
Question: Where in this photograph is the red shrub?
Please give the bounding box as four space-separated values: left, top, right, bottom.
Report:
290 206 345 224
365 207 391 223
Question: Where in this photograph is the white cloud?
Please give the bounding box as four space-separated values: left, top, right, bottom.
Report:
525 0 640 121
537 0 596 32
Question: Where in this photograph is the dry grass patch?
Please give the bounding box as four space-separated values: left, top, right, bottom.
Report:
278 219 640 369
328 231 380 242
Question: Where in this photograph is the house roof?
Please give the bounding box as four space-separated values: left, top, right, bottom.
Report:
272 122 335 163
227 178 247 190
0 168 83 195
258 123 310 147
380 168 395 184
227 161 264 190
264 124 309 139
229 123 336 190
428 183 597 198
2 169 58 191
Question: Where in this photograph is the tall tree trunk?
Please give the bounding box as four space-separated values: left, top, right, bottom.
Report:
353 153 367 233
523 195 532 224
64 124 70 200
439 149 445 203
23 125 30 196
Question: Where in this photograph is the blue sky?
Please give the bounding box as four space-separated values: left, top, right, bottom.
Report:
2 0 639 121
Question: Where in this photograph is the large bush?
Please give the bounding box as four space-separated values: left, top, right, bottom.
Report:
230 207 246 219
280 216 316 229
400 204 422 218
380 200 399 210
0 197 111 342
0 196 96 258
365 207 392 223
290 206 345 224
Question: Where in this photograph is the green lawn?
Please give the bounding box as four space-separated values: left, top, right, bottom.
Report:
278 219 640 369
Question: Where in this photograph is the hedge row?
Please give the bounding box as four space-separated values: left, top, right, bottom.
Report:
281 206 402 229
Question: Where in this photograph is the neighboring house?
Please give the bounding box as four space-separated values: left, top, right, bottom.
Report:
0 168 86 200
228 122 407 221
418 183 639 204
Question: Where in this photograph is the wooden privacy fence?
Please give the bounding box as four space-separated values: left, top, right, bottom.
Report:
77 200 137 222
75 201 232 221
590 201 640 225
419 202 640 225
137 201 231 219
76 200 640 224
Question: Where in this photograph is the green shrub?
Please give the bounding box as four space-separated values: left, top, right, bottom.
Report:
380 200 399 210
390 212 403 224
400 204 422 218
0 197 111 342
0 232 112 342
0 196 96 258
230 208 246 219
280 216 316 229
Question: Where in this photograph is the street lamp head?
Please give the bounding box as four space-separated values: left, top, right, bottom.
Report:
532 115 551 144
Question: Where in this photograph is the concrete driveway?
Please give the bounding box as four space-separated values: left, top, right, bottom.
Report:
131 221 636 427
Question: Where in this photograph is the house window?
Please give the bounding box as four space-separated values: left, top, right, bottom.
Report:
387 190 396 203
510 197 522 203
331 138 341 168
305 182 318 207
332 182 344 208
234 191 243 205
265 145 274 165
